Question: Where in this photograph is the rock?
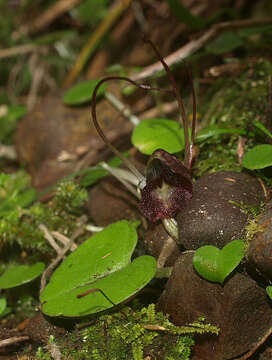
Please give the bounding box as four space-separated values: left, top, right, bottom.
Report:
15 88 133 192
157 252 272 360
247 200 272 280
87 177 140 227
177 171 264 250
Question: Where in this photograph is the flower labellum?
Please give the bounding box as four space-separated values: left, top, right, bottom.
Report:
139 149 193 222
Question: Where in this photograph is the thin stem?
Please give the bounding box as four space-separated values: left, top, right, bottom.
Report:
187 67 197 169
143 37 191 168
91 76 173 182
162 218 179 241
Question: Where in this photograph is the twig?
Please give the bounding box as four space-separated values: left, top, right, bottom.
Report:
14 0 82 38
40 237 76 295
0 336 29 348
40 216 88 295
140 100 178 119
51 231 78 251
27 57 46 111
105 91 140 125
0 44 39 59
39 224 61 254
131 18 272 82
0 144 17 160
63 0 132 88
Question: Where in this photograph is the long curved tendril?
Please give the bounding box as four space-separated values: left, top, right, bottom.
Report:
91 75 174 182
143 37 192 169
187 67 197 168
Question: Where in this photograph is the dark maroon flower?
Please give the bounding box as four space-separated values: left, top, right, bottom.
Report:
139 149 193 222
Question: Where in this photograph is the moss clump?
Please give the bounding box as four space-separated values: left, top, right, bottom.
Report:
195 59 272 177
57 304 219 360
0 173 88 255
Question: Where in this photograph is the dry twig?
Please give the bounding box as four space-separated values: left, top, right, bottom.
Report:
14 0 82 38
0 336 29 348
39 216 87 295
131 18 272 82
0 44 39 59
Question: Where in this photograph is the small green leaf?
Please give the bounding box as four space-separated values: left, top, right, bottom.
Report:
63 79 107 105
266 286 272 299
40 220 156 317
0 263 45 289
0 105 27 141
206 31 244 55
196 125 246 142
238 25 272 38
167 0 205 30
193 240 245 284
242 144 272 170
16 188 36 208
132 118 186 155
253 121 272 140
0 298 7 314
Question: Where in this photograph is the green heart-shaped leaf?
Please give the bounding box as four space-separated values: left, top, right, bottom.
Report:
266 286 272 299
0 262 45 289
193 240 245 284
40 220 156 317
242 144 272 170
63 79 107 105
132 118 186 155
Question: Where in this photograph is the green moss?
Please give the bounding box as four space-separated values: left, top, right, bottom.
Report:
34 305 218 359
0 175 88 255
59 305 219 360
195 59 272 177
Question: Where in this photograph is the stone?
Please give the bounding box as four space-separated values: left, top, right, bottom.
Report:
177 171 264 250
157 252 272 359
15 88 133 192
247 199 272 280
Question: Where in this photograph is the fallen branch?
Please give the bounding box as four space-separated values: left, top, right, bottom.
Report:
0 144 17 160
131 17 272 82
0 44 39 59
40 215 87 295
0 336 29 348
14 0 82 38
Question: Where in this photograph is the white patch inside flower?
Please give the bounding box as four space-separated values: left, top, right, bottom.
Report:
154 182 174 202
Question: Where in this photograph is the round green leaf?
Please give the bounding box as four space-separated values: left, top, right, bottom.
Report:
0 262 45 289
242 144 272 170
266 286 272 300
132 118 185 155
41 220 155 317
205 31 243 55
63 79 107 105
41 255 156 317
193 240 245 284
0 298 7 314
